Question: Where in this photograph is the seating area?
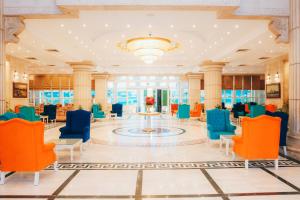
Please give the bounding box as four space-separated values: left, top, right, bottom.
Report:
1 1 300 199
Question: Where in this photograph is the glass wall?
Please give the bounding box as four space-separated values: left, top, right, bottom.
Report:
222 89 265 108
30 90 74 106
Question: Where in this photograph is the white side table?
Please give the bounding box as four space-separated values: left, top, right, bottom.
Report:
219 135 234 156
40 115 48 123
51 139 83 161
110 113 117 120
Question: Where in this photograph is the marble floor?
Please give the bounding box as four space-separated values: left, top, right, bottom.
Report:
1 114 300 200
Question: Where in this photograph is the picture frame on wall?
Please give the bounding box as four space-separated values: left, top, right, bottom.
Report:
266 83 281 98
13 82 28 98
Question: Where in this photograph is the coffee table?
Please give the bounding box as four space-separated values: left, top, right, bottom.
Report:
51 139 82 161
219 135 234 156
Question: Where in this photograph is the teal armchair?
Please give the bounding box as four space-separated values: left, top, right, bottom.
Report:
206 109 236 140
177 104 190 119
19 106 41 122
92 104 105 119
246 105 266 118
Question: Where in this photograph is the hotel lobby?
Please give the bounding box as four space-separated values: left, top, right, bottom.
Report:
1 0 300 200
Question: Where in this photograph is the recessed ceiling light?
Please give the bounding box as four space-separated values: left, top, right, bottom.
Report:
74 36 79 40
104 24 109 27
258 40 262 44
170 24 174 28
269 35 274 39
214 41 217 45
226 31 231 35
173 34 177 38
213 24 218 28
82 23 87 28
67 30 72 34
209 46 212 49
84 45 88 48
17 47 22 50
220 37 224 41
192 24 196 28
60 24 64 28
126 24 131 28
80 41 84 45
106 39 109 43
148 24 152 28
189 40 192 43
234 24 239 29
121 34 125 38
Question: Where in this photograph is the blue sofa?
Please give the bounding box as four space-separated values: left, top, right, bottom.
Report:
59 110 91 143
41 105 57 122
246 105 266 118
92 104 105 119
111 103 123 117
206 109 236 140
177 104 190 119
266 111 289 155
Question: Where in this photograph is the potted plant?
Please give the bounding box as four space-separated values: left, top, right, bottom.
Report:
145 96 155 113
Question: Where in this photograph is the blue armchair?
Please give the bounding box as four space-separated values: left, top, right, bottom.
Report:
177 104 190 119
92 104 105 119
41 105 57 122
266 111 289 155
19 106 40 122
111 103 123 117
206 109 236 140
59 110 91 143
232 103 245 118
246 105 266 118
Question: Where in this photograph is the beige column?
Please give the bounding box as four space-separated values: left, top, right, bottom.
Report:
93 73 109 108
187 73 203 106
69 61 94 111
288 0 300 150
0 0 5 114
201 60 225 110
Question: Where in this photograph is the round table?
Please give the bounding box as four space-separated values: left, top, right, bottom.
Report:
138 112 160 133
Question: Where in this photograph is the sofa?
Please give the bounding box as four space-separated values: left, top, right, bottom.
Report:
232 115 281 169
246 105 266 118
206 109 236 140
59 110 91 143
0 118 57 185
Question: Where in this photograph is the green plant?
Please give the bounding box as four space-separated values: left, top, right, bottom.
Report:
7 108 13 112
281 101 289 114
215 104 222 109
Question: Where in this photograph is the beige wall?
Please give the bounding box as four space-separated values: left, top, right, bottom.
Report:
187 74 203 107
5 56 30 110
265 56 289 108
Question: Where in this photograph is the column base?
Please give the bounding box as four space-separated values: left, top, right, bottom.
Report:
287 133 300 153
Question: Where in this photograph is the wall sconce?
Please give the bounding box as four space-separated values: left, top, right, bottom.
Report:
274 72 280 82
13 71 19 81
22 72 28 80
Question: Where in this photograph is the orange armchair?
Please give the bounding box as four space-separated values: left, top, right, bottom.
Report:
265 104 277 112
190 104 202 117
232 115 281 169
0 118 57 185
171 104 178 116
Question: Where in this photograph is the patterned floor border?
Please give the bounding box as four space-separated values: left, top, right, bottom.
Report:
47 159 300 170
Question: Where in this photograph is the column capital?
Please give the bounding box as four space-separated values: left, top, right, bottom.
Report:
92 73 110 79
201 60 227 70
185 73 203 79
67 60 95 71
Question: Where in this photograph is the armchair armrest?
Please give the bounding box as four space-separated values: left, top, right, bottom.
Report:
59 126 69 134
43 143 55 151
227 124 236 132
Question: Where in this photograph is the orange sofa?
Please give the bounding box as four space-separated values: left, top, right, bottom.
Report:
265 104 277 112
0 118 57 185
190 104 202 117
232 115 281 169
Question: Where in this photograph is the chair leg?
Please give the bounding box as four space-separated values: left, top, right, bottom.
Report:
274 159 279 170
34 172 40 186
0 172 5 184
54 161 58 171
283 146 287 156
245 160 249 169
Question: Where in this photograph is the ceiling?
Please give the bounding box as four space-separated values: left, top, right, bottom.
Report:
6 10 289 75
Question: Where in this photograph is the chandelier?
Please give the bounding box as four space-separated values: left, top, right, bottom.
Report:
118 35 179 64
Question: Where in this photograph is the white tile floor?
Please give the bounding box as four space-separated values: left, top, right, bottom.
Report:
1 115 300 200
